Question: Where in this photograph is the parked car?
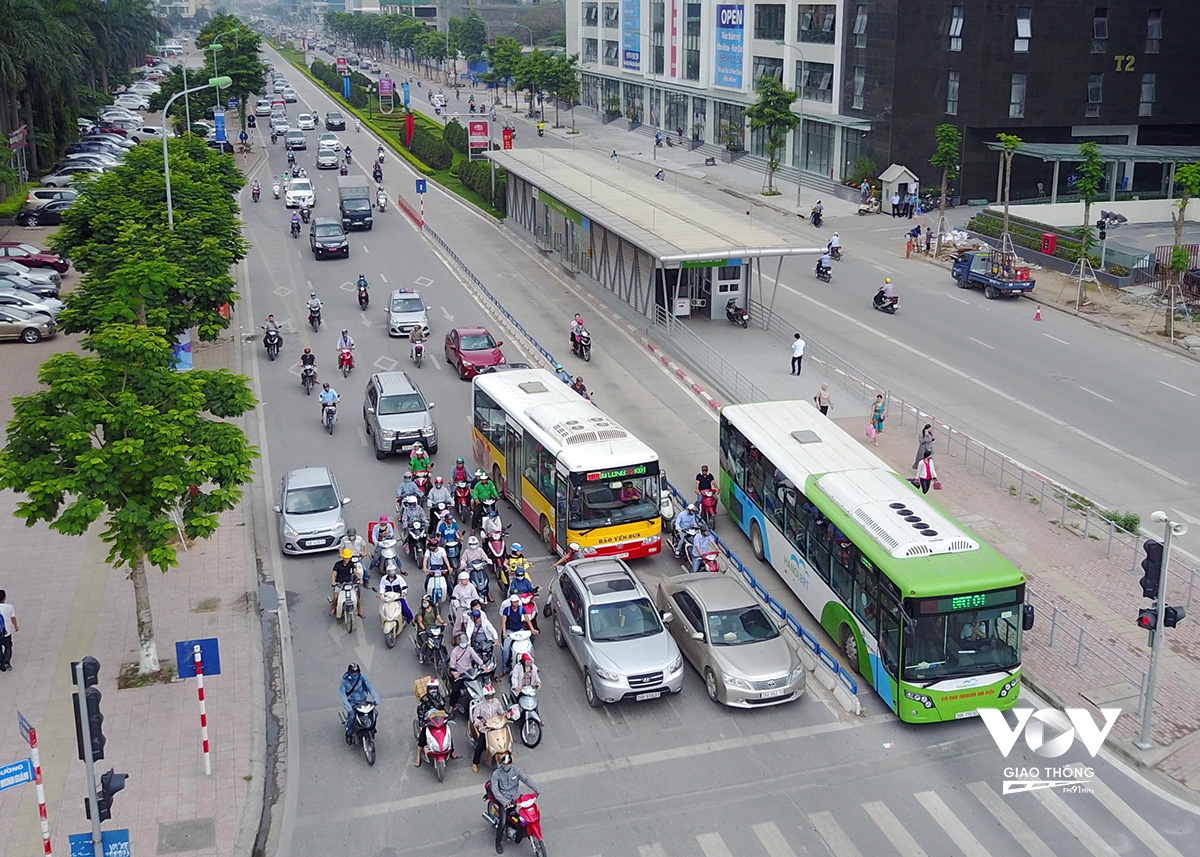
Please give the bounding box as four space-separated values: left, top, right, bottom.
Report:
0 262 60 288
127 126 163 143
0 288 63 317
272 466 350 555
324 111 346 131
0 243 70 273
386 288 430 338
40 164 105 187
61 153 120 169
83 133 135 150
444 326 505 379
655 573 805 707
0 306 57 343
549 558 685 707
23 187 78 211
15 199 74 227
309 217 349 259
206 139 235 154
362 371 439 459
65 141 125 158
0 275 60 299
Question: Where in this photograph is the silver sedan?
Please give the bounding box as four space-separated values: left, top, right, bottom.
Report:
656 573 806 707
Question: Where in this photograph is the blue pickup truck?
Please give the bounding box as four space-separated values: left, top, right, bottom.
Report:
951 250 1036 299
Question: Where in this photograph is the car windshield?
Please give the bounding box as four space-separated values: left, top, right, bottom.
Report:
16 244 40 254
283 484 340 514
707 606 780 646
287 131 303 138
290 180 312 192
344 199 370 211
460 332 497 351
588 598 662 642
568 474 661 529
315 224 343 237
328 113 343 122
390 297 424 313
902 606 1022 684
377 393 426 416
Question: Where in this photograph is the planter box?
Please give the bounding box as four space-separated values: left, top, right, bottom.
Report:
627 120 641 132
686 139 702 151
602 113 621 125
721 149 745 164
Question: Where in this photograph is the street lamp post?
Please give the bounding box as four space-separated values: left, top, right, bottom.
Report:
207 28 241 112
516 24 534 48
163 76 233 230
775 39 806 208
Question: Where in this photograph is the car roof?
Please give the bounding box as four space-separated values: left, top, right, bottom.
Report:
662 573 756 612
388 288 423 300
566 559 647 603
370 371 419 395
452 325 491 337
312 216 340 226
284 466 334 489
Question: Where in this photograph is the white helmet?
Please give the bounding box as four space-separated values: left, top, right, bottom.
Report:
405 495 418 506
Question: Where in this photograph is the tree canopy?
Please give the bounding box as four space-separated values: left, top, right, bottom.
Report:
746 76 801 194
196 14 266 131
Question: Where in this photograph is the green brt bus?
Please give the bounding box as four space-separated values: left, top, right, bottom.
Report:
718 401 1031 722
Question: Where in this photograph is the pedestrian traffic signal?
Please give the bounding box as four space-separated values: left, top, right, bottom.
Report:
72 657 105 762
1137 608 1157 631
72 656 101 687
1096 219 1107 240
1140 539 1163 598
1164 606 1186 628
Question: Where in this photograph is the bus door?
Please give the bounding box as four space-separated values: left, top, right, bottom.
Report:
554 472 569 550
504 426 522 506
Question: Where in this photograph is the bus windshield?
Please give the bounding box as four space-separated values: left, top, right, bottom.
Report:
903 606 1021 683
569 474 659 530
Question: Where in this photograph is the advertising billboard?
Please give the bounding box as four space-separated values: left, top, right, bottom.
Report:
714 5 746 89
622 0 642 71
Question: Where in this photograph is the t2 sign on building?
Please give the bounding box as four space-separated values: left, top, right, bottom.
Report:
621 0 642 70
714 5 746 89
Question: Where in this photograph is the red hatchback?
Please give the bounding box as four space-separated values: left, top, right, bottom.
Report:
0 242 70 274
444 326 505 379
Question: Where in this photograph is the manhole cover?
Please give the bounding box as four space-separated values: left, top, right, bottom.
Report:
157 818 216 854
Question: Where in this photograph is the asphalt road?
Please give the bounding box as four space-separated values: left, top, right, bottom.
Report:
247 49 1199 857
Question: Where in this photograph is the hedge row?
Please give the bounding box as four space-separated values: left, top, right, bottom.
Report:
459 159 506 215
967 211 1099 266
444 120 468 155
406 126 453 171
309 59 372 109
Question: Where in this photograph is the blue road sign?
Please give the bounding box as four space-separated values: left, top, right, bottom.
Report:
227 97 239 110
343 77 351 100
175 637 221 678
0 758 33 792
17 709 31 744
214 113 226 143
401 82 410 108
415 179 427 195
69 829 131 857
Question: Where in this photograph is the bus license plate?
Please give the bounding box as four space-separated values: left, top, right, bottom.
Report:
760 689 789 699
955 709 981 719
635 691 661 701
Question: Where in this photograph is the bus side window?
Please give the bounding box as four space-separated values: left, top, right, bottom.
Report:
829 528 855 604
782 488 802 550
808 512 832 584
878 598 900 676
852 559 879 637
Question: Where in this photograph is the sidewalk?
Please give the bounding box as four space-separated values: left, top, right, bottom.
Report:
0 320 263 855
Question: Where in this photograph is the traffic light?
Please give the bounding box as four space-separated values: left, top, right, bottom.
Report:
1137 608 1157 631
72 656 105 762
1097 218 1107 241
1165 606 1186 628
1140 539 1163 598
88 769 128 822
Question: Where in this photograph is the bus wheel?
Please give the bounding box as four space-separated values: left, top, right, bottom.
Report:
539 515 553 547
840 627 860 673
750 520 765 561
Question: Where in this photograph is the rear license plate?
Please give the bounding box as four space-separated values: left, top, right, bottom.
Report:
635 691 661 701
759 688 789 699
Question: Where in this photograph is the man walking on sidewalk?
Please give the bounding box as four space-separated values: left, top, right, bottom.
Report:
790 334 806 376
0 590 18 672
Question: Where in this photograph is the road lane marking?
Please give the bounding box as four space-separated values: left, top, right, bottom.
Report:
916 791 988 857
1088 775 1186 857
356 427 369 448
440 306 454 321
942 293 971 305
967 336 995 350
638 847 668 857
752 822 799 857
967 781 1055 857
1079 386 1114 403
361 244 370 253
1043 333 1070 345
808 811 863 857
755 272 1188 486
863 801 928 857
1032 789 1119 856
697 832 735 857
1159 380 1195 397
379 273 388 284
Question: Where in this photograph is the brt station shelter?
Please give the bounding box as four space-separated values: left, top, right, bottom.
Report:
487 148 819 323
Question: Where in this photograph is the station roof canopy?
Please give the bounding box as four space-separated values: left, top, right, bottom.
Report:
487 148 816 264
982 141 1200 164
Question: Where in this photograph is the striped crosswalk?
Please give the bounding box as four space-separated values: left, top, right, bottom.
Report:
598 778 1186 857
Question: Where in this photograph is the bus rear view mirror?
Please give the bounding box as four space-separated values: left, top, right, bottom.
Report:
1022 604 1035 631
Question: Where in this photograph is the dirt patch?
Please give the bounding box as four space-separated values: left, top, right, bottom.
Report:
190 596 221 613
118 660 177 689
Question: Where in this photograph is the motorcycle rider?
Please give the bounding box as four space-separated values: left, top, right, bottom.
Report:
509 651 541 696
290 210 301 236
396 471 422 506
340 527 369 585
471 684 509 775
507 546 533 596
376 144 385 162
409 442 431 475
569 313 584 350
409 324 427 361
571 376 592 402
436 511 461 560
448 632 485 710
369 515 397 571
299 200 310 223
423 535 451 598
815 250 832 279
490 753 541 851
552 541 585 569
426 476 454 531
499 593 537 678
376 185 387 210
695 464 716 506
414 677 455 767
465 601 499 650
875 277 896 308
414 594 446 650
690 523 718 574
400 494 426 542
378 566 413 624
471 472 500 530
810 199 824 227
298 347 317 385
372 162 383 183
460 537 493 602
672 504 700 558
318 382 340 422
331 548 363 617
261 314 283 349
356 272 369 293
828 232 841 256
339 663 381 742
251 179 261 201
306 291 323 327
451 570 478 618
451 457 470 485
344 144 353 163
336 329 355 370
552 362 572 385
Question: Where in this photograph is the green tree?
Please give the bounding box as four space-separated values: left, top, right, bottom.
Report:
458 12 488 61
545 54 580 129
995 133 1023 237
745 76 800 195
516 3 566 46
1072 141 1107 311
49 137 247 341
196 15 266 131
1166 163 1200 336
928 123 961 252
0 324 258 674
515 50 553 116
483 37 522 108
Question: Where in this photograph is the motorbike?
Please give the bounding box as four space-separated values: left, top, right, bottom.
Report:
339 161 348 176
685 541 721 573
406 518 427 567
412 341 424 368
356 280 370 310
333 581 358 633
455 666 487 718
300 206 311 224
290 219 300 239
507 628 534 674
508 684 543 749
338 347 354 378
414 708 454 782
873 288 899 314
301 364 316 396
670 524 699 562
309 305 322 331
379 588 408 649
516 587 540 632
412 469 431 496
377 190 387 213
252 185 260 203
264 328 281 361
698 489 718 529
466 556 491 604
810 210 823 228
829 246 843 261
571 328 592 362
477 711 514 768
483 786 545 856
425 563 449 607
453 481 471 522
377 146 385 163
443 528 462 571
342 700 378 766
724 298 748 328
480 503 509 582
815 264 833 283
377 536 402 577
323 401 338 435
372 166 384 184
344 149 352 165
272 182 280 199
414 625 448 678
857 197 881 216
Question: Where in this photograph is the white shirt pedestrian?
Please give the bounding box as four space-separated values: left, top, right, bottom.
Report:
790 334 806 376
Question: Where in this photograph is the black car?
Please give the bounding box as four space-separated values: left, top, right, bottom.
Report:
206 139 236 154
15 199 74 227
309 217 349 260
65 141 125 157
0 275 58 300
324 111 346 131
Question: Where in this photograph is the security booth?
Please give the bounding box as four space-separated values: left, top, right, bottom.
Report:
490 148 815 324
878 164 920 208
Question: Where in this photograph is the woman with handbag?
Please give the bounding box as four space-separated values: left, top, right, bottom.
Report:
917 450 937 494
869 394 886 446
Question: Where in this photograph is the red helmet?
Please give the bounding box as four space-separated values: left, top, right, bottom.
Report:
434 476 444 485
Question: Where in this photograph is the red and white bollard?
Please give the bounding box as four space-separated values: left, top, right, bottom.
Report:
418 192 424 226
29 728 51 856
193 645 211 776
